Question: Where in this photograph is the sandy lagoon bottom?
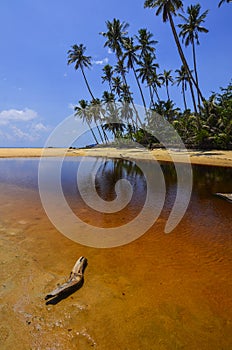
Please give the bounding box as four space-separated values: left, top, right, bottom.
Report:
0 157 232 350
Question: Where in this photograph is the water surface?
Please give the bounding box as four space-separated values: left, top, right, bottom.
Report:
0 157 231 349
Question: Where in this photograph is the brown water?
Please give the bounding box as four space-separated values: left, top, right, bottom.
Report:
0 157 232 349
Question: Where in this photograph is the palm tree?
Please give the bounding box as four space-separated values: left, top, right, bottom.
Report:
152 99 180 122
175 65 189 110
90 98 108 143
136 53 159 106
103 99 125 139
178 4 209 107
160 69 174 100
74 100 99 144
102 91 115 104
114 58 128 85
122 37 147 110
173 111 198 145
135 28 159 107
120 84 133 104
101 20 146 130
112 76 123 98
218 0 232 7
114 59 142 126
101 64 114 92
119 102 134 127
100 18 129 59
144 0 204 103
67 44 94 99
103 121 125 139
135 28 158 57
149 71 163 104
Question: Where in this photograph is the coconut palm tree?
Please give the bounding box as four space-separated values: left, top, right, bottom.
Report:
101 64 114 92
122 37 147 110
102 91 115 104
100 18 129 59
135 28 158 58
89 98 108 143
112 76 123 98
135 28 159 107
149 71 163 104
160 69 174 100
175 65 189 110
114 58 142 127
144 0 204 103
152 99 180 122
67 44 94 100
218 0 232 7
103 99 125 139
136 52 159 105
178 4 209 107
120 84 133 104
119 102 134 128
114 58 128 85
74 100 99 144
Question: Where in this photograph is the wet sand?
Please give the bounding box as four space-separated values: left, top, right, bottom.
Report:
0 147 232 167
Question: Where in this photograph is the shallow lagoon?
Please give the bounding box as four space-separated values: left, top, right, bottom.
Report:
0 157 232 349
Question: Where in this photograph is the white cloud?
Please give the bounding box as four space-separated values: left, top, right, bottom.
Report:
10 122 49 142
11 126 35 141
33 122 48 132
108 48 113 54
93 57 109 65
0 108 37 125
0 107 50 145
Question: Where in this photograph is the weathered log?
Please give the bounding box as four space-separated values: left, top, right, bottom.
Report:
214 193 232 203
45 256 87 300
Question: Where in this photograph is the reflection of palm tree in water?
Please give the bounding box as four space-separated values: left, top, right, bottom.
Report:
95 159 145 203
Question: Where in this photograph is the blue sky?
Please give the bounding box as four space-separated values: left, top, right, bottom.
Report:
0 0 231 147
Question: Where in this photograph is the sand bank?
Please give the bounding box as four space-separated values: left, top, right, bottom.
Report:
0 147 232 167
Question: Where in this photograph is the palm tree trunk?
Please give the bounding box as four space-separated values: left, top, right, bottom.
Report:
166 82 170 100
115 54 148 140
109 81 113 94
86 119 99 144
132 64 147 111
95 122 105 143
182 83 187 110
80 68 108 144
152 85 161 102
149 85 155 107
81 65 95 100
167 12 204 104
192 39 201 108
189 79 199 118
101 125 109 143
117 60 142 128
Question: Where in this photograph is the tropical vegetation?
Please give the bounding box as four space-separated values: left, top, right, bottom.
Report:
67 1 232 150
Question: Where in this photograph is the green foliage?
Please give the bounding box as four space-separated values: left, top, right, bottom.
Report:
68 7 231 150
187 81 232 148
133 128 156 146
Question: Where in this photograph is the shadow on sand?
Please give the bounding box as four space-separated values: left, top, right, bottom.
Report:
45 278 84 305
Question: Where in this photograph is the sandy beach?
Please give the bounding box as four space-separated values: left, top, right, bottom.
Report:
0 147 232 167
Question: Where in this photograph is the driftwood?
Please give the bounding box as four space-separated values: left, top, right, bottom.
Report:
214 193 232 203
45 256 87 300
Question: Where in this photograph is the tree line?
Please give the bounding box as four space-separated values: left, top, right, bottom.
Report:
67 0 232 150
